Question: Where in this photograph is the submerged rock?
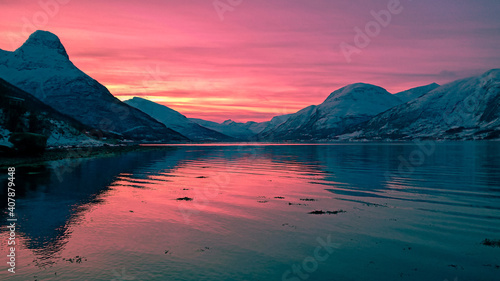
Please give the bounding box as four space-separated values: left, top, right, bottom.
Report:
308 210 346 215
481 239 500 247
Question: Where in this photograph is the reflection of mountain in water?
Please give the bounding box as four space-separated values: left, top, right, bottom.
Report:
0 149 183 258
176 144 500 205
1 143 499 264
251 143 500 207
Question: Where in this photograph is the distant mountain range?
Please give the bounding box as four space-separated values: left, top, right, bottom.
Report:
189 115 292 140
124 97 233 141
123 97 293 141
190 71 499 141
1 30 499 147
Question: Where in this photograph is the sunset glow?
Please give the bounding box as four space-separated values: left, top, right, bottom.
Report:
1 0 499 122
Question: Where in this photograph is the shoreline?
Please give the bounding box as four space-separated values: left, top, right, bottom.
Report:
2 140 498 168
0 144 178 168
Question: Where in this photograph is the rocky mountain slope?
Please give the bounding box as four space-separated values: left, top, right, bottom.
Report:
0 30 186 142
0 77 103 147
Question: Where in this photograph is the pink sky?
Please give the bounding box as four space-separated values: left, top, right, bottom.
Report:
1 0 499 122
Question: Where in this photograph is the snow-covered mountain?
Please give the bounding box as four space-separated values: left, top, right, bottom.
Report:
189 119 260 140
0 30 186 142
258 83 403 140
0 78 104 147
190 114 292 140
351 69 500 140
259 114 294 135
124 97 233 141
395 83 440 103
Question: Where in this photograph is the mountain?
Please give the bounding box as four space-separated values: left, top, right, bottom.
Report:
124 97 233 141
0 30 186 142
395 83 440 103
258 83 403 141
351 69 500 140
258 114 294 135
190 114 292 140
0 77 103 147
189 119 259 140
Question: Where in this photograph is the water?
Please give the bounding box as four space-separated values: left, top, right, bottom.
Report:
1 143 499 281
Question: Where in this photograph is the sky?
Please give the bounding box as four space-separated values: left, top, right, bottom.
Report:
1 0 499 122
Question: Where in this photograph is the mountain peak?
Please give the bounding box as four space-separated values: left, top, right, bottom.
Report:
17 30 68 59
324 83 388 103
222 119 235 125
129 97 149 102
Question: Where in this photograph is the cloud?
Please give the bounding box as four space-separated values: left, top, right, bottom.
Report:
1 0 499 121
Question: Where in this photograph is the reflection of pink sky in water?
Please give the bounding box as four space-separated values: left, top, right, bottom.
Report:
1 155 349 280
109 157 335 224
1 144 499 280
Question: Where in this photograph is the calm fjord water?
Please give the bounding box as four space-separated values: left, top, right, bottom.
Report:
1 143 500 281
